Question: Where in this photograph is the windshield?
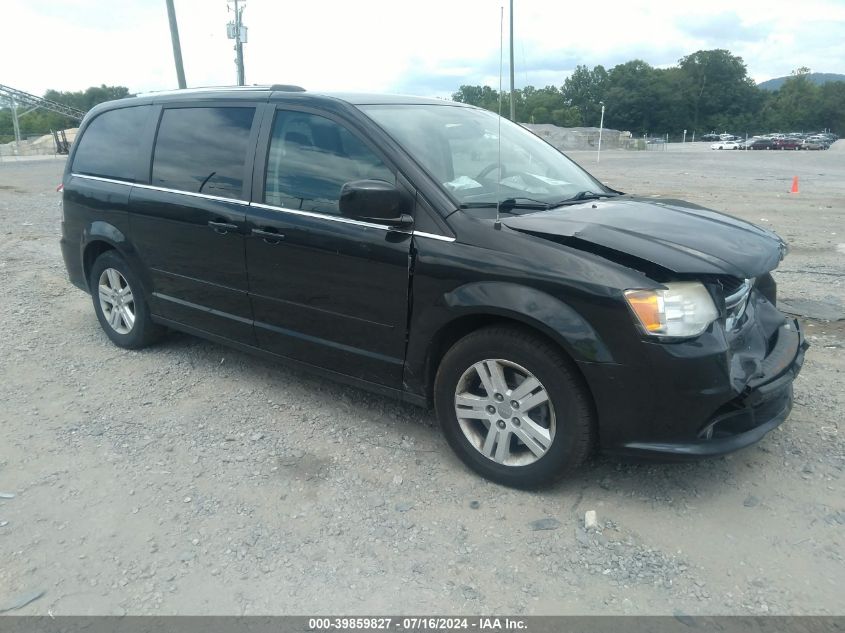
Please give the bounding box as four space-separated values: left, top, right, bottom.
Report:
360 104 608 209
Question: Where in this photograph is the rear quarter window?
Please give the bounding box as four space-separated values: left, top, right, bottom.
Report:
72 106 150 181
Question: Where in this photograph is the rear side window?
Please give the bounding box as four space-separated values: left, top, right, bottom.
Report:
264 110 393 214
72 106 149 181
152 107 256 199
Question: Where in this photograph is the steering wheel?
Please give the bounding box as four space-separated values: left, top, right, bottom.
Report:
475 163 507 180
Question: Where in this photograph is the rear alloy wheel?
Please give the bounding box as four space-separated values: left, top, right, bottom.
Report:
435 326 594 488
89 250 162 349
97 268 135 335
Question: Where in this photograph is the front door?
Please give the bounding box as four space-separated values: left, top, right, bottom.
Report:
245 107 412 387
129 103 260 343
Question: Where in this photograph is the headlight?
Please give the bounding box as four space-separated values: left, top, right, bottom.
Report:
624 281 718 338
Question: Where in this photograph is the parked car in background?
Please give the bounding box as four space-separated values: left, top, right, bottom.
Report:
802 138 828 150
711 140 742 150
748 138 774 150
773 138 802 150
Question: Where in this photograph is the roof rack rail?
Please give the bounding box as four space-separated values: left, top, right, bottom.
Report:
270 84 306 92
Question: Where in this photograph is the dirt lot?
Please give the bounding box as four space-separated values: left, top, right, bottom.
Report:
1 145 843 616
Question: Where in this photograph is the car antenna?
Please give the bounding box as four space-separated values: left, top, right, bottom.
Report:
494 5 504 231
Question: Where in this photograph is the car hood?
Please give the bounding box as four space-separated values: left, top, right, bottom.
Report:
501 197 786 278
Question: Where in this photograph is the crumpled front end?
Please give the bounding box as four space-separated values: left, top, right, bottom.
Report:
593 273 808 458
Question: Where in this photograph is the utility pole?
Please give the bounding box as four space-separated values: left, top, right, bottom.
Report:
227 0 247 86
165 0 187 88
509 0 515 121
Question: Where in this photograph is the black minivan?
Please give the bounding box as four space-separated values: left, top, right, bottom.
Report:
61 86 807 487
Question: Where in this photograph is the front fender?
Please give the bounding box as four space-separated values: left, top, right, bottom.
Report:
403 280 617 402
442 281 614 363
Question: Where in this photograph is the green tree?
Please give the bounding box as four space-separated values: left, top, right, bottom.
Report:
451 85 500 112
561 64 608 126
603 60 659 133
762 67 822 132
678 50 758 133
818 80 845 135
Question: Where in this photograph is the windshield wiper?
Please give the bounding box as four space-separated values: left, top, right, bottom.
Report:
558 190 619 203
459 197 553 212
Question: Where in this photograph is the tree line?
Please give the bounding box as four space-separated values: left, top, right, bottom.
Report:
452 50 845 138
3 51 843 144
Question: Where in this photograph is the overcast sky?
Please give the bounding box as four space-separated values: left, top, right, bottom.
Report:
5 0 845 97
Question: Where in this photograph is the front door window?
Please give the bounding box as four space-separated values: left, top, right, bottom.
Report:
264 110 394 215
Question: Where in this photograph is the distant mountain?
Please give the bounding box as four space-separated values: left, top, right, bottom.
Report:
758 73 845 91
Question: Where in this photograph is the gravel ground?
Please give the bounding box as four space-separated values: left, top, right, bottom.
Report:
0 145 843 616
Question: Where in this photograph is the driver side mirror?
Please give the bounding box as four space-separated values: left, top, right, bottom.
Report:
339 180 412 227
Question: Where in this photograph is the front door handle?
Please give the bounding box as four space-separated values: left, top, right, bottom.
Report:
208 220 239 234
252 228 285 243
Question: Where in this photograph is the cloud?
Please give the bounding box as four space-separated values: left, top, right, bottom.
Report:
677 12 771 44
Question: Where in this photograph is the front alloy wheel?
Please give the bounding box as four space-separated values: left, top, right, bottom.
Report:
454 359 555 466
435 326 594 488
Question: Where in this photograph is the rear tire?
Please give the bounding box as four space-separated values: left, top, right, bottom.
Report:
434 326 594 488
89 251 162 349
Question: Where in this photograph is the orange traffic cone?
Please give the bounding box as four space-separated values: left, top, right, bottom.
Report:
790 176 799 194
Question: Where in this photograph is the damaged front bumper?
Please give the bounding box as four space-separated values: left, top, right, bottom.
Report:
592 287 809 460
623 318 807 457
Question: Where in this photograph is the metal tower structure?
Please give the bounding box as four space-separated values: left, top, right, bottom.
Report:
0 83 86 149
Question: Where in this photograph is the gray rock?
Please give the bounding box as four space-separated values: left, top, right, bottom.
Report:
743 495 761 508
460 585 481 600
575 527 590 546
529 517 561 531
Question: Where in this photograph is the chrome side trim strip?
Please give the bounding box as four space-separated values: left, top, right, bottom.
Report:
253 203 456 241
412 230 455 242
132 182 250 205
71 173 132 186
71 173 250 206
71 174 455 241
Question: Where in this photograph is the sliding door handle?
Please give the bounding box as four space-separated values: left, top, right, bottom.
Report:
208 220 239 234
252 228 285 243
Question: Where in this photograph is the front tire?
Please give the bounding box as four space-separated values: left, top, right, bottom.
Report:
434 326 594 488
89 251 162 349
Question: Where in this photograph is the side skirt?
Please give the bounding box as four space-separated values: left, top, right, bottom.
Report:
151 315 429 408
